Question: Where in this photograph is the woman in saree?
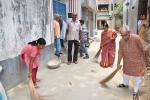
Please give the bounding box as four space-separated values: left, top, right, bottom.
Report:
100 24 117 68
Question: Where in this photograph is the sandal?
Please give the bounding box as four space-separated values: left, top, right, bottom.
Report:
117 84 129 88
133 92 139 100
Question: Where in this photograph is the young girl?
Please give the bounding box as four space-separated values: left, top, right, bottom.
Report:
20 38 46 88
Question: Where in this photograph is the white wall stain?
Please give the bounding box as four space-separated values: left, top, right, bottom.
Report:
0 0 53 61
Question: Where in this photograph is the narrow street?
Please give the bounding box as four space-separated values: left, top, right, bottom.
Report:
8 35 140 100
0 0 150 100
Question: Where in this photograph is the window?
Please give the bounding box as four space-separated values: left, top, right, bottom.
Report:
98 4 109 11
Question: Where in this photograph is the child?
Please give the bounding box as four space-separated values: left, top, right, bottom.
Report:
20 38 46 88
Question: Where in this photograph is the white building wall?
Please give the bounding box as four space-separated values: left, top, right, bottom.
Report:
0 0 53 61
78 0 82 19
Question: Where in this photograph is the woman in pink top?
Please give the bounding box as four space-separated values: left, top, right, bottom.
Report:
20 38 46 88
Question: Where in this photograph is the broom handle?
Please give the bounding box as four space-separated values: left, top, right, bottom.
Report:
100 67 121 84
94 48 101 58
94 39 113 58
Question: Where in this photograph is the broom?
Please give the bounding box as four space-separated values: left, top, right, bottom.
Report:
94 32 117 59
93 39 113 59
94 48 101 59
28 78 43 100
28 78 51 100
100 67 120 84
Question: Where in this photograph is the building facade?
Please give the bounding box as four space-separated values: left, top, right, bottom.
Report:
81 0 97 36
54 0 97 36
96 0 115 29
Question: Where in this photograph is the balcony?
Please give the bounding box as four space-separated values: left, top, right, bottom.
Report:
97 7 110 16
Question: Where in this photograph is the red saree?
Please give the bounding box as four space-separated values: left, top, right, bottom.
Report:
100 29 116 68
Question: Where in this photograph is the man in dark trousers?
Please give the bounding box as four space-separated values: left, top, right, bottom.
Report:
66 13 81 65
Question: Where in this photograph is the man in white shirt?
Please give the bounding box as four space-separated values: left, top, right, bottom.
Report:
66 13 81 64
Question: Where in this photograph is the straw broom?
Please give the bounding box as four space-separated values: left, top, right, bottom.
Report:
94 48 101 59
94 32 117 59
100 68 120 84
28 78 51 100
28 78 43 100
93 39 113 59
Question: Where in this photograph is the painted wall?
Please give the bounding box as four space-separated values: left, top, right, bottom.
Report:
123 0 139 33
53 0 67 20
0 0 53 61
88 0 97 11
0 0 53 90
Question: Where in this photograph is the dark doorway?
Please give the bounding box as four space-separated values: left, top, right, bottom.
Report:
101 20 106 28
138 0 148 20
